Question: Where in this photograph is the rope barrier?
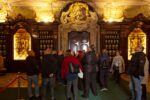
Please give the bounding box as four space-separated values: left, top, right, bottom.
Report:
0 77 18 93
0 73 41 93
17 72 25 100
20 76 28 81
0 72 29 100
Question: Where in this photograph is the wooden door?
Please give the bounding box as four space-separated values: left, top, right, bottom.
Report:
68 31 89 52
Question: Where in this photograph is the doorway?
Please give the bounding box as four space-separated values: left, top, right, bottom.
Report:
68 31 89 52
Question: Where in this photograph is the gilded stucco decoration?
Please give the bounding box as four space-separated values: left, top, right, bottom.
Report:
59 2 100 51
60 2 89 24
0 5 7 22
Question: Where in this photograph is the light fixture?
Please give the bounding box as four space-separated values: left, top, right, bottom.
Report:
103 2 124 22
35 1 55 23
36 12 55 23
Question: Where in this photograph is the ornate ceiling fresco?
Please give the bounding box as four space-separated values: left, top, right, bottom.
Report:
0 0 150 22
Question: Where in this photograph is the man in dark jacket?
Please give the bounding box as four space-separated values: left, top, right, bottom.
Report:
82 47 98 99
56 50 64 83
128 46 146 100
25 50 40 100
41 48 57 100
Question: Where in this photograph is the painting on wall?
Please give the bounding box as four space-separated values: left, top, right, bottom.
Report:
13 28 31 60
128 28 146 60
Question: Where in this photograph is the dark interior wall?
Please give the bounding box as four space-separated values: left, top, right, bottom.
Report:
1 15 150 72
99 21 150 72
3 20 59 72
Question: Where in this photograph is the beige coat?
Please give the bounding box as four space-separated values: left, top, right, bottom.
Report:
142 57 149 84
111 55 125 73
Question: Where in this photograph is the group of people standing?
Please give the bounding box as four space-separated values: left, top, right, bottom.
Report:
24 45 149 100
25 48 58 100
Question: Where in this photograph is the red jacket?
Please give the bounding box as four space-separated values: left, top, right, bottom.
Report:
61 56 83 80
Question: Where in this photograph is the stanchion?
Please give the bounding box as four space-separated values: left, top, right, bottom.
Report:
17 72 24 100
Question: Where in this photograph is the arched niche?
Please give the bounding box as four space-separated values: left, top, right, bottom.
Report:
58 2 100 51
13 28 31 60
128 28 147 60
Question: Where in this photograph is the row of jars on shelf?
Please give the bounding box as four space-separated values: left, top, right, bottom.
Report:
0 35 6 38
39 31 51 34
39 35 54 39
105 39 119 44
0 40 6 43
0 32 7 34
105 31 118 34
0 45 6 49
0 50 6 56
107 50 117 56
40 40 53 44
106 44 119 50
40 45 53 50
104 35 119 39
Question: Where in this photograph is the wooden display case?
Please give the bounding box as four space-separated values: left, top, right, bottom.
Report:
103 30 120 57
0 24 8 59
38 30 55 60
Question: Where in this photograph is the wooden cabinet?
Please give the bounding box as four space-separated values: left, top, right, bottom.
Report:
0 24 8 60
100 23 122 61
38 30 56 60
101 30 120 60
36 23 58 61
2 21 58 72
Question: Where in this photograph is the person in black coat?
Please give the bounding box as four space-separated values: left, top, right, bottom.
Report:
25 50 40 100
56 50 64 83
41 48 57 100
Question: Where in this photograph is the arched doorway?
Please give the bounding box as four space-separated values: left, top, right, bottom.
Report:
58 2 100 51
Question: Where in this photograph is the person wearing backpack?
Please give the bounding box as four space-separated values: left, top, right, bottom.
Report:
128 46 147 100
61 50 83 100
98 48 110 91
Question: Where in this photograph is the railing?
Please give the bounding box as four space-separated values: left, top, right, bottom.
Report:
0 72 27 100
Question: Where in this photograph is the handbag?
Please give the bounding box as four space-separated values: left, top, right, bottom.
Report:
78 69 83 79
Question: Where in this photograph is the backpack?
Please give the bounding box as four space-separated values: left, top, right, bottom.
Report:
69 63 79 74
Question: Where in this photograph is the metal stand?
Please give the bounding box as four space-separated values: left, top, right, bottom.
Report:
17 72 24 100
